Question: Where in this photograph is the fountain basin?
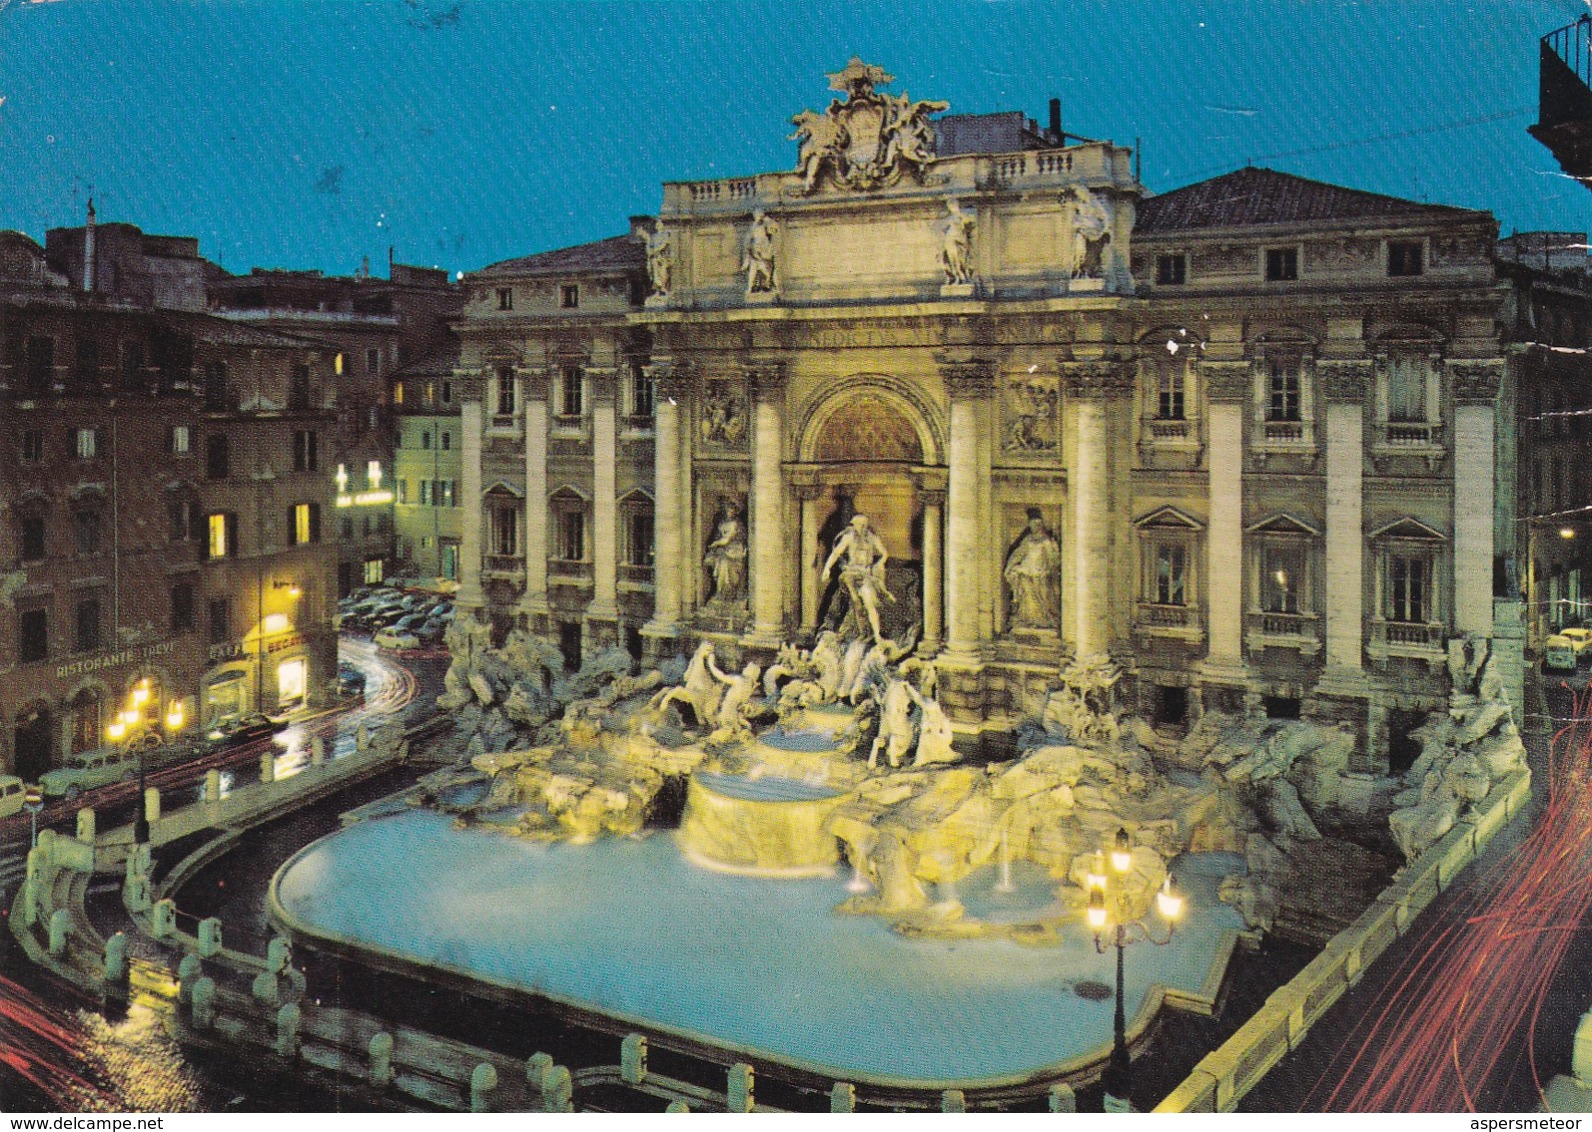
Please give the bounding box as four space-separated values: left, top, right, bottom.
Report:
676 772 852 877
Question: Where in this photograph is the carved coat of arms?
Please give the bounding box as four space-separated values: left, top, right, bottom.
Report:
790 58 948 193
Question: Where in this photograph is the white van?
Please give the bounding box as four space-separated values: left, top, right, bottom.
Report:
1544 634 1579 672
0 775 27 818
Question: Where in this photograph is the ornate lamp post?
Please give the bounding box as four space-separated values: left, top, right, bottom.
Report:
1085 827 1185 1112
106 679 187 844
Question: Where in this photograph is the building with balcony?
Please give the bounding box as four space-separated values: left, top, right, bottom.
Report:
452 62 1516 771
0 222 338 781
210 261 460 594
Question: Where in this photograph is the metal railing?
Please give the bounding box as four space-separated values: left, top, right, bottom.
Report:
1540 16 1592 130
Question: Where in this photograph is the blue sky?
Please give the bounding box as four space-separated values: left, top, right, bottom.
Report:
1 0 1586 276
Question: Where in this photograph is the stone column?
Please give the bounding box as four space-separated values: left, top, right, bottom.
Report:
456 399 485 611
941 357 995 662
795 481 824 633
918 485 946 652
1317 362 1371 687
1201 363 1248 677
643 362 685 643
588 370 619 632
1452 363 1502 636
746 360 786 647
1061 361 1128 660
520 368 550 623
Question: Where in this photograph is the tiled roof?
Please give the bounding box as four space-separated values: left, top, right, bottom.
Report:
476 234 644 278
1136 167 1488 234
162 310 335 350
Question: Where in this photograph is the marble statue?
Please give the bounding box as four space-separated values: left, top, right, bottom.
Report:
906 682 957 767
1005 378 1058 453
707 656 763 743
1004 509 1061 631
646 640 727 732
1062 186 1112 279
881 91 943 172
823 514 892 645
699 385 747 447
868 675 916 769
703 500 748 603
743 211 778 294
938 199 976 285
790 107 847 194
644 222 673 297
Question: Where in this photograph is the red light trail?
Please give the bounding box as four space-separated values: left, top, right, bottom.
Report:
1304 686 1592 1111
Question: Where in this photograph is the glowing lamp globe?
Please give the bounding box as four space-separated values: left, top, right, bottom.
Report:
1087 887 1108 930
1086 851 1107 892
1111 827 1132 873
1157 875 1184 922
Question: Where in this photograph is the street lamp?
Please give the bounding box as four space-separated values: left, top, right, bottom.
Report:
1086 826 1185 1112
106 679 188 845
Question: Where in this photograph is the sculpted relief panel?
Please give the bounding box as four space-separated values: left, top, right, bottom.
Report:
699 381 748 449
1004 374 1060 454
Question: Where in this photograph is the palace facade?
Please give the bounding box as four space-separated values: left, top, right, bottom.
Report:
452 62 1517 770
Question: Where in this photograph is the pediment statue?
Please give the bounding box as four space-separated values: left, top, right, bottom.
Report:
790 58 948 194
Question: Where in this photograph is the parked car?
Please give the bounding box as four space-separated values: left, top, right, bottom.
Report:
205 712 287 750
415 618 448 645
0 774 29 818
338 662 367 697
374 626 420 651
1559 626 1592 659
39 747 138 800
1544 634 1579 672
368 606 412 630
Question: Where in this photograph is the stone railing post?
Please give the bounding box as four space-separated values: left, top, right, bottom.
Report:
102 931 128 992
204 769 222 803
275 1002 301 1059
150 898 176 940
470 1062 498 1113
727 1062 755 1114
620 1033 648 1085
941 1089 966 1113
197 917 223 958
1049 1083 1077 1113
369 1032 395 1088
177 954 203 1004
260 751 276 784
191 976 216 1030
830 1082 857 1112
76 807 95 842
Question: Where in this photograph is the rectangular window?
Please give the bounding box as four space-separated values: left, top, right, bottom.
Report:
1265 247 1298 282
560 365 583 418
491 509 519 556
26 335 55 391
204 360 228 410
364 558 383 585
1388 555 1430 623
72 508 102 555
1387 241 1424 277
559 510 586 561
441 540 459 580
626 511 654 566
441 431 451 451
1267 359 1301 422
21 428 43 463
120 340 145 390
1387 356 1427 423
171 582 195 633
439 480 455 507
421 430 432 450
495 366 516 417
1154 544 1187 606
561 284 579 309
21 513 45 561
1261 544 1305 614
419 480 433 506
1156 357 1185 420
170 497 196 542
367 460 382 489
206 434 229 480
208 598 231 645
631 365 654 420
289 364 312 410
207 512 234 559
75 428 98 459
496 287 513 311
366 348 381 375
19 608 47 664
74 597 100 652
169 425 191 455
292 430 319 472
292 502 320 545
441 380 452 404
75 334 100 389
393 381 405 406
397 479 409 505
1155 254 1187 286
340 515 354 539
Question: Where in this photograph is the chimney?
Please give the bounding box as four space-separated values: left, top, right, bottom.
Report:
1049 98 1062 144
83 197 97 293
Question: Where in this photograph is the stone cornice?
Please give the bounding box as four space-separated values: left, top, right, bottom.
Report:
738 355 787 400
520 365 551 402
1199 360 1250 403
936 352 998 400
644 358 691 401
1058 359 1133 398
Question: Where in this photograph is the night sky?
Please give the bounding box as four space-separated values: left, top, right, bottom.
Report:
1 0 1586 277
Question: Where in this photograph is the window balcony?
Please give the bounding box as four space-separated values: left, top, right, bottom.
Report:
619 563 655 588
1245 610 1322 656
1367 618 1447 665
483 554 523 578
549 559 594 587
1134 602 1205 643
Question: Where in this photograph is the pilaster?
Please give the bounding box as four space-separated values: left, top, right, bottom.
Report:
1060 359 1132 660
642 360 687 642
1314 360 1372 700
744 358 787 647
519 368 550 622
587 371 619 634
456 399 485 612
1198 361 1249 685
1451 361 1502 637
